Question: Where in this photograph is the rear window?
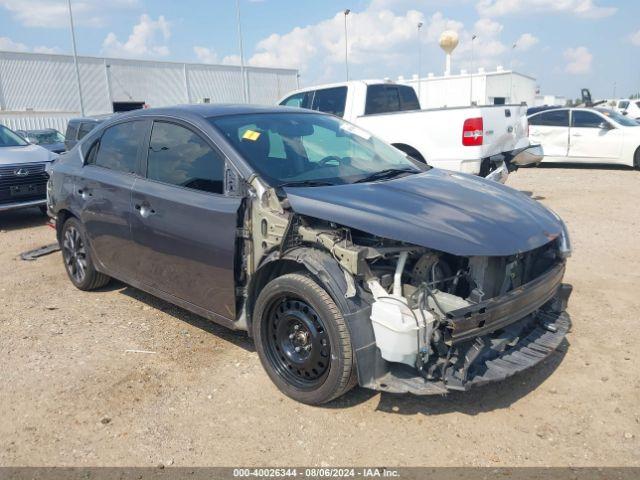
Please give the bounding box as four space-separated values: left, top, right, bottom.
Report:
77 122 96 140
65 123 79 142
365 85 420 115
89 121 146 174
529 110 569 127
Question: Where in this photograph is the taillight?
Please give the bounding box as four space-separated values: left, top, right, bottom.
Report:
462 117 483 146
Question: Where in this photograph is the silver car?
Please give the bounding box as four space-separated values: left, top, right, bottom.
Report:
0 125 57 213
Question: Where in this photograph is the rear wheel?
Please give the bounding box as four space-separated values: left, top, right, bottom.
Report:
252 273 356 405
61 217 110 291
634 147 640 170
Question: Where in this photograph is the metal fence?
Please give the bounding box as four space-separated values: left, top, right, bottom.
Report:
0 51 299 132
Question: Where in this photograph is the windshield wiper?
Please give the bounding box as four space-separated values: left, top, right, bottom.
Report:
278 179 337 188
354 168 418 184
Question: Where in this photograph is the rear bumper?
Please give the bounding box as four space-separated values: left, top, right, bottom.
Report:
0 198 46 212
480 145 544 183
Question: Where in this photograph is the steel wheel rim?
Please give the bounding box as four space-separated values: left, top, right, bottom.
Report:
62 226 87 283
263 295 331 390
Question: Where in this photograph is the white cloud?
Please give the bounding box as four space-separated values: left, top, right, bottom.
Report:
0 0 138 28
629 30 640 47
0 36 61 54
0 36 28 52
194 46 219 64
102 14 170 59
193 47 241 66
33 46 62 54
516 33 539 50
563 46 592 74
476 0 616 19
243 5 512 83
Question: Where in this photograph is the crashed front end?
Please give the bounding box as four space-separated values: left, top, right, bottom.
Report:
241 169 572 395
288 219 571 395
360 241 571 395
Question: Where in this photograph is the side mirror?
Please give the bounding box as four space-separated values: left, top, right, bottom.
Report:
622 111 628 116
599 121 612 130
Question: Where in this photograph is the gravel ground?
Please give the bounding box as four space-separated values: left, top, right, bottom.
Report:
0 165 639 467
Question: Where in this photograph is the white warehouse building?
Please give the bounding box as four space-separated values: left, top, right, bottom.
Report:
0 51 299 132
400 67 537 109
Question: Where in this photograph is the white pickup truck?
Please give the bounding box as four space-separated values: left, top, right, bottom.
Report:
278 80 542 182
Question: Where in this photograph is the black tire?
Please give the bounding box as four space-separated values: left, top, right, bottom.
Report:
60 217 110 291
634 147 640 170
252 273 356 405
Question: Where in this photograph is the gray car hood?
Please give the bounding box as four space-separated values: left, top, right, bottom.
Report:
0 144 55 165
284 169 563 257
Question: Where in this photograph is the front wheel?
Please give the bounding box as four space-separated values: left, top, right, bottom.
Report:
634 147 640 170
252 273 356 405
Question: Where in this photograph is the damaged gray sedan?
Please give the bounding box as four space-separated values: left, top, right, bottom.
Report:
47 105 572 405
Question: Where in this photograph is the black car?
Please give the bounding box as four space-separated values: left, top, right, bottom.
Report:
47 105 572 405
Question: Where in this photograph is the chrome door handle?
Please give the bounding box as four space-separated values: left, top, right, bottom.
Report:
135 203 156 218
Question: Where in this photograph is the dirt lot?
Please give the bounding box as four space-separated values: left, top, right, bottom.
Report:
1 166 639 467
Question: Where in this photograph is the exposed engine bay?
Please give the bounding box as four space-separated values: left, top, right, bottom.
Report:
240 176 572 394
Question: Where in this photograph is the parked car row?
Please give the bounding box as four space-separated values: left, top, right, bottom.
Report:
46 105 573 405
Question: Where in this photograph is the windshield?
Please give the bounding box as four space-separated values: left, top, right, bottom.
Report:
0 125 29 147
210 112 424 186
27 130 65 145
596 108 639 127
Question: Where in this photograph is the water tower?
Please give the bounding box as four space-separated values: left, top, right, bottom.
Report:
439 30 459 76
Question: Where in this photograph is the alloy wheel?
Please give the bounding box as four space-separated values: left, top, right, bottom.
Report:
62 226 87 284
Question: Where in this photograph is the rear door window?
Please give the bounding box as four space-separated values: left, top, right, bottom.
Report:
365 85 388 115
398 86 420 110
365 85 419 115
146 121 225 195
528 110 569 127
90 121 146 174
571 111 604 128
310 87 347 117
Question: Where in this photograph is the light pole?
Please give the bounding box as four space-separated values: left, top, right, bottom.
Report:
236 0 248 103
470 34 476 105
417 22 423 103
509 41 517 102
344 9 350 81
67 0 85 116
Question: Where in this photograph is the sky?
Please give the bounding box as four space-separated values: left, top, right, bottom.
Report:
0 0 638 100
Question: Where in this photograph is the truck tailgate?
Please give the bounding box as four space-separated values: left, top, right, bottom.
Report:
480 105 529 158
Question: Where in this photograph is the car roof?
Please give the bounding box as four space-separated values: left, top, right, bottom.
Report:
109 104 316 120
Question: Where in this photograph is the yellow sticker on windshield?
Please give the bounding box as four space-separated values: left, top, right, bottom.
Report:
242 129 261 141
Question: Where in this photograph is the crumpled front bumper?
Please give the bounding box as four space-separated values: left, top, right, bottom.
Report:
348 259 572 396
